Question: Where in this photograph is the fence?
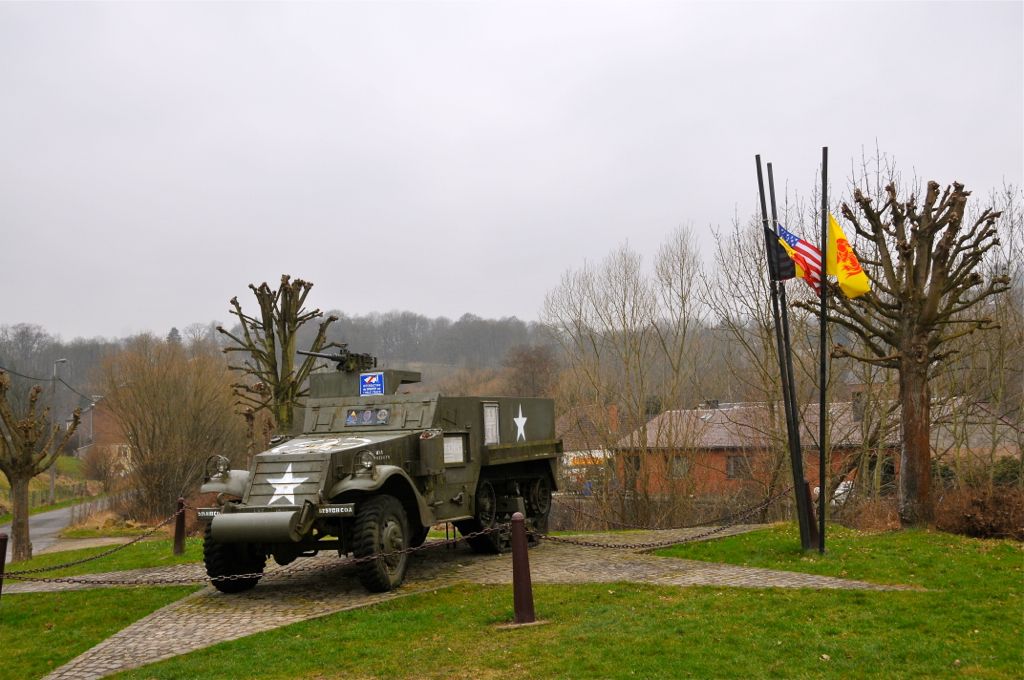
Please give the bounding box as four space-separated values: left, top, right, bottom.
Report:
0 482 92 511
0 489 792 598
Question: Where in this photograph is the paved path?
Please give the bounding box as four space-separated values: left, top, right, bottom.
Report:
16 525 923 680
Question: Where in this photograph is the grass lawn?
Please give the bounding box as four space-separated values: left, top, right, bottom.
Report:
1 587 201 680
3 537 204 578
59 525 156 539
91 524 1019 680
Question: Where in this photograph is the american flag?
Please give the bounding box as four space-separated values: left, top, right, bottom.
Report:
778 224 822 295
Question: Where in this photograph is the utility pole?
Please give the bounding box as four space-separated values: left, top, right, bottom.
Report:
49 358 67 505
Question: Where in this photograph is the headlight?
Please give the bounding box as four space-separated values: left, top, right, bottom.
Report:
358 450 376 471
206 455 230 478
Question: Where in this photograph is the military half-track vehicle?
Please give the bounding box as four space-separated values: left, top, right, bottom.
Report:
197 349 560 593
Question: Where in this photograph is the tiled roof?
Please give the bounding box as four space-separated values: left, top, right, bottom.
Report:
616 399 1022 457
556 404 618 453
617 402 889 451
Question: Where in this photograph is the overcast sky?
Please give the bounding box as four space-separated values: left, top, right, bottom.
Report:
2 2 1021 340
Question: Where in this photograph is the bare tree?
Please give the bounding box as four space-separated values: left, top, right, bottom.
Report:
217 275 339 434
502 345 558 398
0 373 80 561
97 334 247 521
543 229 707 524
807 170 1015 525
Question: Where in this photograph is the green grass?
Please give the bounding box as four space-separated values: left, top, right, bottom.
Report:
52 457 86 479
0 493 108 526
4 537 204 578
101 525 1021 680
59 525 152 539
654 522 1021 591
1 587 201 680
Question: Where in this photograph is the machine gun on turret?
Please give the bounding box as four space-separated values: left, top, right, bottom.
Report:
298 346 376 372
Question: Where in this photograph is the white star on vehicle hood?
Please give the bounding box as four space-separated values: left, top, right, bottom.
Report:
266 464 309 505
514 405 527 442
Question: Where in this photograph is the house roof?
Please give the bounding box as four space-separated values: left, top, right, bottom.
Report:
617 399 1022 458
617 401 890 451
556 404 618 453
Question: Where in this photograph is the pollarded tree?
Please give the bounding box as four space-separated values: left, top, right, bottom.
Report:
217 275 339 434
812 178 1013 525
0 372 80 561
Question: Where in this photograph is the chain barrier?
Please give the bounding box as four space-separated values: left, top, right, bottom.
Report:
5 488 790 587
531 486 792 551
3 523 512 585
4 503 191 577
553 486 794 532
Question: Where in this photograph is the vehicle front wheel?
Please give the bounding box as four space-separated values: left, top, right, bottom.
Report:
203 524 265 594
353 495 410 592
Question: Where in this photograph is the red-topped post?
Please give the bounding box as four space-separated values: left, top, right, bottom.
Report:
173 498 186 556
0 532 8 603
510 512 536 624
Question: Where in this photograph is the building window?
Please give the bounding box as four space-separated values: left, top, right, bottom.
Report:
669 455 689 478
727 455 752 480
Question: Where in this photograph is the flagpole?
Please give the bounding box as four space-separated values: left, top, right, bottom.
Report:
819 146 829 555
767 164 818 550
756 155 811 551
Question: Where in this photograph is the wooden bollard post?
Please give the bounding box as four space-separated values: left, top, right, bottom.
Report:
0 532 8 604
803 481 820 550
173 497 186 556
510 512 536 624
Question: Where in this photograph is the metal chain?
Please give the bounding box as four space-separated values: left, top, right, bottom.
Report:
3 523 511 585
5 503 191 576
5 489 790 586
531 486 792 551
553 486 794 531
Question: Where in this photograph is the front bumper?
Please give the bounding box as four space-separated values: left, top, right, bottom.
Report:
200 503 356 543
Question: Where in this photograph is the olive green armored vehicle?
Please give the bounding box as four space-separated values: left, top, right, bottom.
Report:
197 349 560 593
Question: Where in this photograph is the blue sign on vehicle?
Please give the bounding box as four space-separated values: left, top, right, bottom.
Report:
360 372 385 396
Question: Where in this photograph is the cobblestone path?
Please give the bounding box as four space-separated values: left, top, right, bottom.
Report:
25 524 922 680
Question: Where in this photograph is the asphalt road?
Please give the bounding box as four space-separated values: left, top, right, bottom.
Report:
2 498 110 560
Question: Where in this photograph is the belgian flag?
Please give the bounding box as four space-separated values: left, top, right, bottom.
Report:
764 226 796 281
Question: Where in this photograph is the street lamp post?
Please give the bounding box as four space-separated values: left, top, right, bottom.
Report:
49 359 67 505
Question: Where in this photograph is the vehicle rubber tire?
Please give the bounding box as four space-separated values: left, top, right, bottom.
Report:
456 481 511 554
203 524 265 594
409 524 430 548
527 474 553 543
353 495 410 592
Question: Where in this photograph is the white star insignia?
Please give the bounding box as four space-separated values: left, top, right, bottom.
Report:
266 463 309 505
514 405 528 442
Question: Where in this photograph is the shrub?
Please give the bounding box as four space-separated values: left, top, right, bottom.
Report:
83 446 123 493
837 496 902 533
935 486 1024 540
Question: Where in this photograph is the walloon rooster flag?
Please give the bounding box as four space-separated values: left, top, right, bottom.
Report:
827 214 871 299
777 224 822 295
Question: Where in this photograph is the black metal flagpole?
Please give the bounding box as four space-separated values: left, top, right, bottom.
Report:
767 164 818 549
819 146 829 555
756 155 811 551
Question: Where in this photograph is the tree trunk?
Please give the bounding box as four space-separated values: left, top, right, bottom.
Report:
898 350 934 526
10 474 33 562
